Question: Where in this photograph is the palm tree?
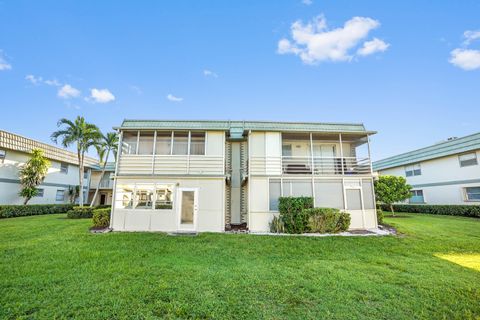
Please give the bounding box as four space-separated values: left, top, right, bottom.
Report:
51 116 101 206
90 132 118 207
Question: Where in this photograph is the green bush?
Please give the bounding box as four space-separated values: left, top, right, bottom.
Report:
269 215 285 233
380 204 480 218
377 209 384 224
278 197 314 234
0 204 75 219
305 208 351 233
92 208 111 228
66 206 94 219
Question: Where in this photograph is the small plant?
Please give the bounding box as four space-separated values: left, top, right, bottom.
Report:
92 208 110 228
18 149 50 205
375 176 412 216
269 215 285 233
278 197 314 234
66 206 94 219
376 208 384 224
305 208 351 233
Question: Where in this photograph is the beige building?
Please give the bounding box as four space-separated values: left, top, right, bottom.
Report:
0 130 113 205
111 120 378 232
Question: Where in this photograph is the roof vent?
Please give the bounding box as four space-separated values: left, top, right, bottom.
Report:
447 137 458 141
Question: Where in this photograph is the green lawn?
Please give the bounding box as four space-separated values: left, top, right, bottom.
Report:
1 214 479 319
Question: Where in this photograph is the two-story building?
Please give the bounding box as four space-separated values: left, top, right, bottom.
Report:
373 132 480 205
0 130 101 205
110 120 378 232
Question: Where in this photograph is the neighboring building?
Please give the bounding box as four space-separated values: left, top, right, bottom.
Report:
111 120 378 232
0 130 111 205
87 162 115 206
373 132 480 205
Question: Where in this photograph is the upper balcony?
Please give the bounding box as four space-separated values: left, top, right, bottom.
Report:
117 130 225 176
249 132 373 176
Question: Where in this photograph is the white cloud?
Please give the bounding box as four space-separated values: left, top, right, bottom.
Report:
203 69 218 78
130 85 142 95
463 30 480 45
58 84 81 99
89 88 115 103
277 14 388 64
449 48 480 70
0 51 12 70
357 38 390 56
302 0 313 5
25 74 43 85
167 94 183 102
44 79 61 86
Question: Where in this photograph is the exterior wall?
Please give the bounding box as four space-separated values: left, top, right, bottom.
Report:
378 150 480 205
248 176 377 232
0 149 87 205
111 177 224 232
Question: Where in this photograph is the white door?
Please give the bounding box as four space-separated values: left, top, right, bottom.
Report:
313 145 335 174
177 188 198 231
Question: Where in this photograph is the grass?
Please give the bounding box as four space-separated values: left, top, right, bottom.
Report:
0 213 479 319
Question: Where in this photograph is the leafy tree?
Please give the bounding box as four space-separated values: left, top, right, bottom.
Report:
18 149 50 205
90 132 118 207
374 175 412 216
51 116 102 206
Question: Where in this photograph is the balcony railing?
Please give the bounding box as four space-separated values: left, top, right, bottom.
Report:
249 156 372 175
99 179 114 189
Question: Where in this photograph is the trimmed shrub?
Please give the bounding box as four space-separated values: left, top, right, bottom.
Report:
92 208 111 228
305 208 351 233
0 204 75 219
269 215 285 233
278 197 314 234
380 204 480 218
66 206 94 219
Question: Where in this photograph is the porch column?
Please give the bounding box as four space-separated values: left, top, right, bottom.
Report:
367 134 373 174
152 131 157 174
339 133 345 175
110 130 123 229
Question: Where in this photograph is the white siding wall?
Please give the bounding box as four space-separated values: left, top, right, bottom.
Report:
112 177 224 232
0 149 84 204
378 150 480 205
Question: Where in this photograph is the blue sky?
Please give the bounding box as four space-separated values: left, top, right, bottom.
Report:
0 0 479 160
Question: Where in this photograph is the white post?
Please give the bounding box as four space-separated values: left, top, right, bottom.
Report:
109 130 123 229
309 132 314 176
367 134 373 174
339 133 345 175
135 131 140 155
152 131 157 174
187 131 191 174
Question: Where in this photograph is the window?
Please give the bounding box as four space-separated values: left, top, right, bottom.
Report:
346 189 362 210
116 185 135 209
405 163 421 177
60 162 68 174
155 132 172 155
410 190 425 203
190 132 206 155
84 170 89 179
134 185 154 209
269 179 281 211
459 153 478 167
138 132 155 155
0 149 5 163
465 187 480 201
35 188 44 197
56 189 65 201
172 132 189 155
155 185 174 209
282 179 313 197
122 131 138 155
282 144 292 157
314 180 344 209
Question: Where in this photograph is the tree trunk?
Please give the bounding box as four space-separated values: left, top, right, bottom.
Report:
78 148 84 207
90 151 110 207
24 197 30 205
390 204 395 217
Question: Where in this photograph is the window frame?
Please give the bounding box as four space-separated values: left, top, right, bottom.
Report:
35 188 44 197
409 189 425 204
60 162 69 174
405 163 421 177
459 152 478 168
55 189 65 201
115 183 175 210
464 186 480 202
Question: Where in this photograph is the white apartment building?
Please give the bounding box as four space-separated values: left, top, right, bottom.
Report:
111 120 378 232
373 132 480 205
0 130 112 205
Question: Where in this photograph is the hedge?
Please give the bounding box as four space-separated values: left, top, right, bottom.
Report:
0 204 75 219
305 208 351 233
66 206 94 219
278 197 314 234
380 204 480 218
92 208 111 228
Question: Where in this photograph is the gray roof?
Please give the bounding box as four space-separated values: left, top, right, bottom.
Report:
90 162 116 171
116 120 375 134
373 132 480 171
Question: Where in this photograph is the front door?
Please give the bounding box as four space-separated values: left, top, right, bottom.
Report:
100 194 106 205
177 188 198 231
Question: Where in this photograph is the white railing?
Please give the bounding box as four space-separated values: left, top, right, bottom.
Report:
118 155 224 175
99 179 114 189
249 156 372 175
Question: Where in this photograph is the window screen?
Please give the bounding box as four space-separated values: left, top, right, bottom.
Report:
190 132 206 155
172 132 188 155
122 132 138 155
459 153 478 167
314 180 344 209
155 132 172 155
465 187 480 201
346 189 362 210
269 179 281 211
138 132 155 155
